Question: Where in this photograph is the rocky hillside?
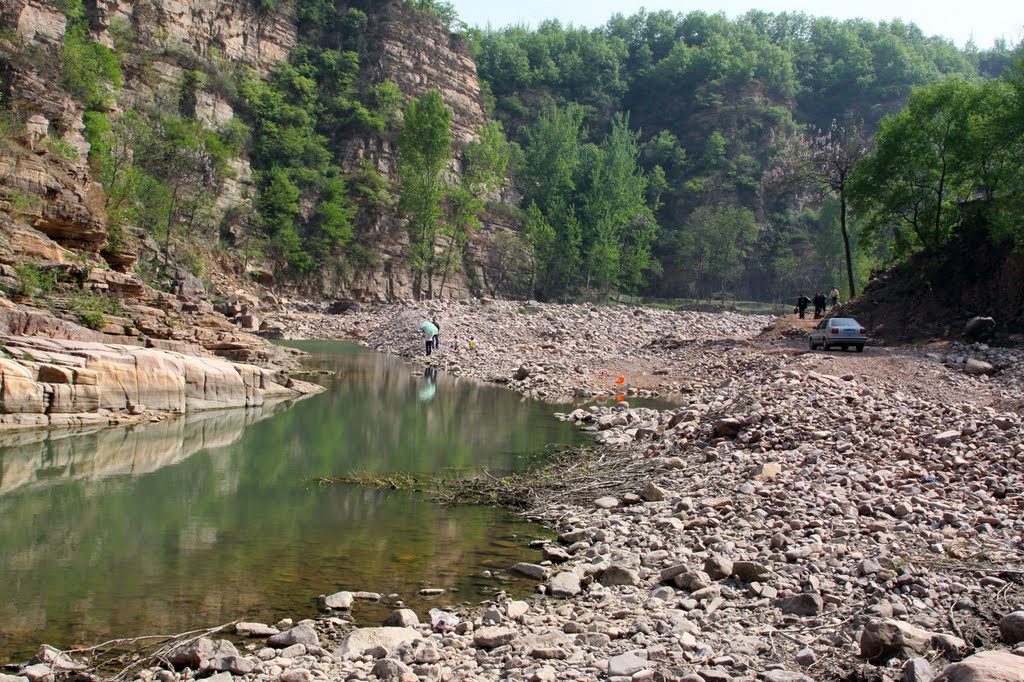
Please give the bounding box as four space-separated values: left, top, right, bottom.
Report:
0 0 506 304
843 219 1024 344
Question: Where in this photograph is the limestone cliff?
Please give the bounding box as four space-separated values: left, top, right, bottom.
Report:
0 0 511 304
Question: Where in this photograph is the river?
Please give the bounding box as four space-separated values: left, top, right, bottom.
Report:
0 342 588 663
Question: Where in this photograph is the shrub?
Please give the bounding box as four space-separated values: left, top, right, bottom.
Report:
14 263 55 297
43 137 79 160
67 290 121 330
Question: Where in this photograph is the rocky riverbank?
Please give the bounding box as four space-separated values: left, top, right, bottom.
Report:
280 300 776 403
5 301 1024 681
0 294 323 431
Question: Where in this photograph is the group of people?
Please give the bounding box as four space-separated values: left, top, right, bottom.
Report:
421 318 476 356
796 287 841 319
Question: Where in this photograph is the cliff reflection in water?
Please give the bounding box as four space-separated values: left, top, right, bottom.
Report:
0 342 586 663
0 399 301 495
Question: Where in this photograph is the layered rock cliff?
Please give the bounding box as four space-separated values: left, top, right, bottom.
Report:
0 0 506 303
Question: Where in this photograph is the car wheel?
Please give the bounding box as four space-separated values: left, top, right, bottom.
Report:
856 345 864 353
809 337 816 350
823 342 830 351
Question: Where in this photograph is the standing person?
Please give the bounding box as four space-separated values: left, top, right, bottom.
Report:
797 295 810 319
420 321 437 356
811 292 820 319
432 317 440 350
829 286 840 310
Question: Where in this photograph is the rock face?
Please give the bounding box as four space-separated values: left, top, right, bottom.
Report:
1 0 504 302
0 333 319 427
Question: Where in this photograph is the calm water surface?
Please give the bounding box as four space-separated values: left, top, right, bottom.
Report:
0 342 588 663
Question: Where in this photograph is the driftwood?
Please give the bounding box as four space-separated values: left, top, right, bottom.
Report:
56 620 238 681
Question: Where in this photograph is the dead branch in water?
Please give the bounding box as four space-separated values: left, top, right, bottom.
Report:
319 444 679 519
57 621 238 680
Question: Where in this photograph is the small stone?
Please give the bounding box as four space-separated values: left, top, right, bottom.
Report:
279 671 313 682
750 462 782 480
860 558 882 576
594 496 620 509
278 644 306 659
510 562 550 580
18 666 50 682
543 546 571 563
964 358 996 375
268 624 319 649
599 564 641 587
641 481 669 502
795 648 816 667
714 418 743 437
323 591 353 609
473 626 518 649
549 572 582 597
704 555 733 581
235 622 279 637
371 658 413 681
334 627 421 658
506 601 530 619
762 672 814 682
933 650 1024 681
382 609 420 627
608 650 648 677
732 561 772 582
777 594 824 616
903 657 934 682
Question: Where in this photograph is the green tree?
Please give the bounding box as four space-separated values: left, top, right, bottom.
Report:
580 113 659 296
437 120 512 297
681 205 758 302
851 79 978 257
765 116 869 296
397 89 452 299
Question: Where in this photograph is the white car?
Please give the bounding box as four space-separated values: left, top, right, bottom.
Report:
809 317 867 352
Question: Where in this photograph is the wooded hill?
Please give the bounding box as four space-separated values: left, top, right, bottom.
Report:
468 10 1022 303
0 0 1020 307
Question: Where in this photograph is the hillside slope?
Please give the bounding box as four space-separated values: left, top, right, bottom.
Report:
844 221 1024 343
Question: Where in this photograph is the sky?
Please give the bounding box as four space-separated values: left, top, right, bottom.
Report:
449 0 1022 49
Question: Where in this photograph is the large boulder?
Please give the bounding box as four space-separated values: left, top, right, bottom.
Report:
333 627 421 658
933 650 1024 682
860 619 965 662
267 623 319 649
999 611 1024 644
166 638 238 669
964 316 996 340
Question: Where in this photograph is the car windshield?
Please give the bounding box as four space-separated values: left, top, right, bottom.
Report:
830 318 859 326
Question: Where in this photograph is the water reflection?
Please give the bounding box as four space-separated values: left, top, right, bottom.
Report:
0 343 585 663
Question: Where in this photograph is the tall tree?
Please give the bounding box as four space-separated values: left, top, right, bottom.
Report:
851 77 1024 256
437 120 512 297
397 89 452 299
766 116 868 296
681 204 758 303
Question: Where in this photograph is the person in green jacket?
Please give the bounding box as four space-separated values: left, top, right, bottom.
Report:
420 321 438 356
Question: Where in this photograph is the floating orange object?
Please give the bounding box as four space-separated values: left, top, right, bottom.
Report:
616 394 625 401
616 376 625 384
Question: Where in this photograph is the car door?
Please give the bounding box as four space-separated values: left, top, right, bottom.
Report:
813 319 827 343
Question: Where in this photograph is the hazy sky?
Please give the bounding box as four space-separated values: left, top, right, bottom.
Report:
449 0 1022 49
